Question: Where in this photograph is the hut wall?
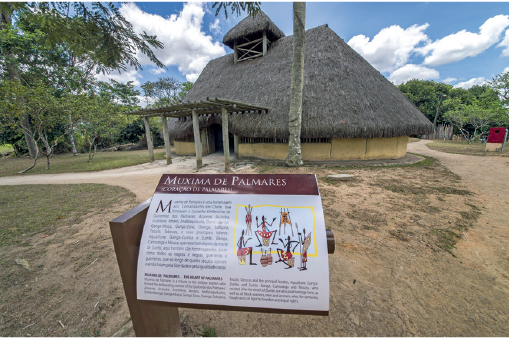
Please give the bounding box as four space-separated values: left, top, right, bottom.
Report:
365 137 405 159
330 138 368 160
396 136 409 157
174 127 215 156
238 136 408 160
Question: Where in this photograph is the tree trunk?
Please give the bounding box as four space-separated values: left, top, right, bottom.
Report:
1 6 38 159
286 2 306 167
68 115 78 156
432 95 445 132
21 115 39 159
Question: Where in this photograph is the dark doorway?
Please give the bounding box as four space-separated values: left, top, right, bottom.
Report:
211 124 234 154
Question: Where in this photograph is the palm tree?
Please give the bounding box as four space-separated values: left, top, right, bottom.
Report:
285 2 305 166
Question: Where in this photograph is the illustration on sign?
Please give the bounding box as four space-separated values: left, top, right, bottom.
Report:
234 205 317 271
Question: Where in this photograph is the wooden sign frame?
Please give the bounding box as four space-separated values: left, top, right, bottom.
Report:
110 198 335 336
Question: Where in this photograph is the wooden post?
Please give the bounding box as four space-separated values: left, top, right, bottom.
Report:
109 199 182 337
192 110 202 169
143 117 154 162
234 42 238 64
263 30 267 56
161 115 172 165
222 107 231 173
234 134 239 158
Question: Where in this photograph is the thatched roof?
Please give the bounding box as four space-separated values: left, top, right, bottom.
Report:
222 11 285 49
170 24 432 140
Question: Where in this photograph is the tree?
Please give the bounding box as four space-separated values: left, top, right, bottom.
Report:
285 2 306 167
1 2 165 158
443 98 504 143
0 80 66 172
212 2 261 19
489 71 509 108
176 81 193 103
72 94 128 161
141 77 185 107
398 79 452 124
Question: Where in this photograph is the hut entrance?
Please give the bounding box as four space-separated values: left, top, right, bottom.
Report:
211 124 234 154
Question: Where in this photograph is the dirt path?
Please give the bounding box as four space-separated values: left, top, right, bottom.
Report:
407 140 509 295
0 154 251 203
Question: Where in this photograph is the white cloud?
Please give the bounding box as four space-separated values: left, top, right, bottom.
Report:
209 19 221 35
95 67 142 86
348 24 429 72
119 2 226 82
148 67 167 75
443 77 457 84
388 64 439 85
500 30 509 56
418 15 509 66
453 77 486 89
504 67 509 74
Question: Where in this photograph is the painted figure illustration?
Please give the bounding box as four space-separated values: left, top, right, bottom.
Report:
255 215 278 247
245 204 253 236
276 235 300 269
298 226 312 271
279 208 294 236
237 230 256 265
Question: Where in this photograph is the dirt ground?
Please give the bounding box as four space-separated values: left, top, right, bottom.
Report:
0 140 508 336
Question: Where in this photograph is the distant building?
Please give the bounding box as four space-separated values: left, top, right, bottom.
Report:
169 12 432 160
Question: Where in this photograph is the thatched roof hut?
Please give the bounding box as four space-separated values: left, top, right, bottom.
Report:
169 22 432 141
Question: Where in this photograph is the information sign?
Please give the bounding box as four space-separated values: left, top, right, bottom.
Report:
137 174 329 315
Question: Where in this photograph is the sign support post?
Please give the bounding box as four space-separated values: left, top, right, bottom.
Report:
109 200 181 337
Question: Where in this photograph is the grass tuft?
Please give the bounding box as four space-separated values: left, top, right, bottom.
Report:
0 184 136 246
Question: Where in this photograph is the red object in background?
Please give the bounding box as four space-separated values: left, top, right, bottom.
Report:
487 127 507 143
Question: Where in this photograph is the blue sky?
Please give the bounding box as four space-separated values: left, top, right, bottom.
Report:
96 2 509 103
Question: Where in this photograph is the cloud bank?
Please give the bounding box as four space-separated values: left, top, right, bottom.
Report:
348 15 509 86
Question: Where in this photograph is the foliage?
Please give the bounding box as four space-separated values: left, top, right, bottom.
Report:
399 79 507 139
197 325 217 337
117 118 164 147
443 98 505 142
489 70 509 108
141 77 192 106
212 2 261 19
10 2 165 74
398 80 452 124
0 79 67 170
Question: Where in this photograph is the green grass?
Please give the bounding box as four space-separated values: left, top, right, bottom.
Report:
0 149 166 177
0 144 14 154
427 140 509 157
0 184 136 246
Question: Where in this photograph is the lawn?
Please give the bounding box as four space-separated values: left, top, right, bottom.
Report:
0 148 166 177
0 184 136 246
426 140 509 157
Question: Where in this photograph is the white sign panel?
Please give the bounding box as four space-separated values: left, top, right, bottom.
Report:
137 174 329 315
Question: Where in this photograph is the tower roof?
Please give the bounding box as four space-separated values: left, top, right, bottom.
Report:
222 11 285 49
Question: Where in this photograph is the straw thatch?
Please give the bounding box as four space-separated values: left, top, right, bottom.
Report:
222 11 285 49
170 24 433 140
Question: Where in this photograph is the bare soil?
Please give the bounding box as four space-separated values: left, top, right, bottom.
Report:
0 141 508 336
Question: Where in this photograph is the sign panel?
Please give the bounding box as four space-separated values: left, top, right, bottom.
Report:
137 174 329 315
